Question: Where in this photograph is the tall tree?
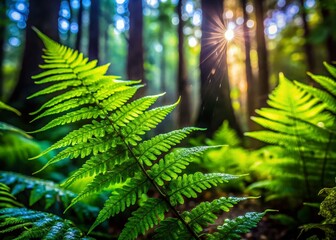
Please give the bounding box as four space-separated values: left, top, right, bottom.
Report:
88 0 99 61
196 0 242 137
127 0 145 97
10 0 60 120
253 0 269 108
318 0 336 63
75 0 83 51
0 1 6 101
177 0 191 128
241 0 255 130
298 0 315 73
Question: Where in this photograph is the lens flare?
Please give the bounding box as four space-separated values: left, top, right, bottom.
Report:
224 29 235 41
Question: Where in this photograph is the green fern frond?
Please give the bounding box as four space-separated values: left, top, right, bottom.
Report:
153 218 187 240
61 149 128 188
207 211 266 240
0 122 31 139
118 198 168 240
247 68 336 201
149 146 221 186
183 197 248 234
65 160 139 209
122 101 180 145
0 183 23 209
0 101 21 116
30 29 264 238
324 62 336 81
89 174 150 233
0 171 75 209
168 173 240 205
0 208 94 239
135 127 204 166
153 197 249 239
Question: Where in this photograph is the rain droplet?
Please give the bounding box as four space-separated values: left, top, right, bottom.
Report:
216 97 219 102
219 83 222 88
211 68 216 75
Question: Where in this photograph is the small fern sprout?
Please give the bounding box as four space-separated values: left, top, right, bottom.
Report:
28 28 267 239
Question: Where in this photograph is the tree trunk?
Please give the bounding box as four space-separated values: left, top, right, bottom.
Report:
0 1 6 101
159 29 167 103
196 0 242 137
319 1 336 63
299 0 315 74
177 0 191 128
75 0 83 51
89 0 99 61
10 0 60 122
127 0 145 97
253 0 269 109
241 0 255 131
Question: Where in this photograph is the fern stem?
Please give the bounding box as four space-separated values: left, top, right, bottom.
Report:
89 91 200 239
123 142 201 240
320 121 335 186
290 112 311 197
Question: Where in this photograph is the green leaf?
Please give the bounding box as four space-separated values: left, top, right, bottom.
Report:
0 101 21 116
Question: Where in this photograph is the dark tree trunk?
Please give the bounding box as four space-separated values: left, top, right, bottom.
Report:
159 29 167 103
196 0 242 137
319 1 336 63
89 0 99 61
241 0 255 131
299 0 315 74
0 1 6 101
177 0 191 128
75 0 83 51
127 0 145 97
253 0 269 109
10 0 60 122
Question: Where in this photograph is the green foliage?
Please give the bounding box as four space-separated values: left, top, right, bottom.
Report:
300 185 336 239
0 171 76 209
192 121 254 192
0 183 22 209
207 211 267 240
0 101 56 176
246 65 336 201
0 101 21 116
25 29 265 239
0 208 94 240
0 171 99 221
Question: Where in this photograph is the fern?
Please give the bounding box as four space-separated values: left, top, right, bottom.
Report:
0 171 99 221
246 66 336 201
0 183 22 209
0 171 76 209
27 29 265 239
207 211 267 240
0 101 21 116
0 208 94 239
300 185 336 239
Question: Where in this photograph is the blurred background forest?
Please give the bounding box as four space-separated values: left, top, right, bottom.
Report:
0 0 336 239
1 0 335 135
